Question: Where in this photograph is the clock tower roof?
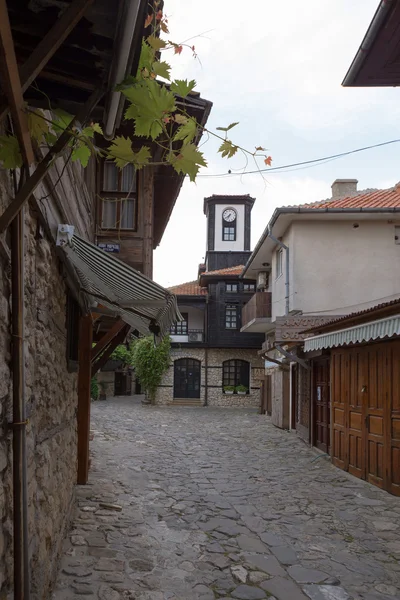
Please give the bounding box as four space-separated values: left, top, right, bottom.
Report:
203 194 255 214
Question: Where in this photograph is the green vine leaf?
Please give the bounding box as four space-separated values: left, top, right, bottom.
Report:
170 79 196 98
173 117 198 145
132 146 151 169
107 136 135 168
174 114 188 125
152 60 171 81
216 122 239 132
218 139 238 159
53 108 74 133
147 35 166 51
71 143 91 167
27 109 49 142
123 80 176 139
137 41 154 75
0 135 22 169
171 143 207 182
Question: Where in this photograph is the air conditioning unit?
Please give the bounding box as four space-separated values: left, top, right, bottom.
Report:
257 271 268 290
188 332 202 342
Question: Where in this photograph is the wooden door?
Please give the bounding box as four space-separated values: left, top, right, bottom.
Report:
388 341 400 496
291 364 298 430
114 372 126 396
332 341 400 497
173 358 201 399
313 358 330 453
364 345 386 489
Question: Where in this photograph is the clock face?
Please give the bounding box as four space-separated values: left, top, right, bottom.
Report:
223 208 236 222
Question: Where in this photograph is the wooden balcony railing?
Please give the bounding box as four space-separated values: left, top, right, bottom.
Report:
242 292 272 327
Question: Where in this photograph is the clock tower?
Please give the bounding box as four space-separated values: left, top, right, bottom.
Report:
203 194 255 272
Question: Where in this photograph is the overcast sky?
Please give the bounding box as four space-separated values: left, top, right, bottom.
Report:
153 0 400 288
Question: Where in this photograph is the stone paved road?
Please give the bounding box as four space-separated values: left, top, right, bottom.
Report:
54 398 400 600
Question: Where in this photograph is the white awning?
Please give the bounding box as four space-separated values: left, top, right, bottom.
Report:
304 315 400 352
58 228 181 338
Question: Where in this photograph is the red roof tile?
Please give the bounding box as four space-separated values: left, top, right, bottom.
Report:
300 186 400 209
168 280 207 296
202 265 245 276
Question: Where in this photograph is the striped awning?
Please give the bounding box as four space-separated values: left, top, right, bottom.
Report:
59 230 181 338
304 315 400 352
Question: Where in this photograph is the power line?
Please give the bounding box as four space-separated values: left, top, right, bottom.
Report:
197 138 400 178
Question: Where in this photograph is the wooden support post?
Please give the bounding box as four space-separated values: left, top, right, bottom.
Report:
0 86 105 234
77 314 93 485
91 325 130 378
0 0 34 165
142 168 154 279
91 319 125 362
0 0 94 123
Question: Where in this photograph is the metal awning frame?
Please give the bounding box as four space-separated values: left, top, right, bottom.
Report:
304 315 400 352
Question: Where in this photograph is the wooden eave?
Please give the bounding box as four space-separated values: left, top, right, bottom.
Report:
343 0 400 87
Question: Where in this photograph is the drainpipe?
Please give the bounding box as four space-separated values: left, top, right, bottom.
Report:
204 296 208 406
104 0 142 138
268 232 289 315
11 166 30 600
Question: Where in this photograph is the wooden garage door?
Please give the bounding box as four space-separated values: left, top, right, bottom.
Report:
331 340 400 496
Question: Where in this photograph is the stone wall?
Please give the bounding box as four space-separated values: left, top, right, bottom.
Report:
96 371 115 398
0 167 80 598
154 347 264 408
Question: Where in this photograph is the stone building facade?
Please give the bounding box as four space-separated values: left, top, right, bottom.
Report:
155 348 264 407
0 166 84 597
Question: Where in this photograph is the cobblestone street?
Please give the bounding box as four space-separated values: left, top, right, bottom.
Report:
54 398 400 600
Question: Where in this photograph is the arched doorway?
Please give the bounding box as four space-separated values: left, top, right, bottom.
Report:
174 358 201 399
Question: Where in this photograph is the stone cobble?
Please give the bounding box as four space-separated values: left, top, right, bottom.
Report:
53 398 400 600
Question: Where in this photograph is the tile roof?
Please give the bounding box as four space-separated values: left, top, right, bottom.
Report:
306 297 400 335
203 265 245 276
168 280 207 296
299 185 400 209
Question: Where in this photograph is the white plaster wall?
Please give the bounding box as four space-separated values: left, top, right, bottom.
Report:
214 204 245 251
271 225 294 320
180 305 204 330
273 219 400 318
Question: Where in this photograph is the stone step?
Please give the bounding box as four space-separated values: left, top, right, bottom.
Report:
169 399 203 406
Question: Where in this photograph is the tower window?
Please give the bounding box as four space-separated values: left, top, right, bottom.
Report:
222 208 237 241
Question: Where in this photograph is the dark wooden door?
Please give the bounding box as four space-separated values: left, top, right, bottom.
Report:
114 372 125 396
331 341 400 497
313 358 330 453
174 358 201 399
365 345 386 489
291 364 298 430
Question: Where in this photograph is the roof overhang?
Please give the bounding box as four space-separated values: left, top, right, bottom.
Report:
342 0 400 87
304 315 400 352
243 206 400 279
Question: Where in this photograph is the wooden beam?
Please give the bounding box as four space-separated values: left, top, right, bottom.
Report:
91 325 130 378
91 319 125 362
0 86 105 233
0 0 94 123
0 0 34 165
77 314 93 485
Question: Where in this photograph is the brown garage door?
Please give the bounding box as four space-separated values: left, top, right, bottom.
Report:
331 340 400 496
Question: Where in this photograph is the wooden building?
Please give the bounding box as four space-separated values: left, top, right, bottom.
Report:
304 299 400 496
155 195 265 407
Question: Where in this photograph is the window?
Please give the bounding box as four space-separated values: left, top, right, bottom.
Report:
222 208 237 241
243 283 255 292
101 162 137 230
225 304 238 329
226 283 238 293
170 313 188 335
66 292 80 365
276 248 283 278
223 359 250 391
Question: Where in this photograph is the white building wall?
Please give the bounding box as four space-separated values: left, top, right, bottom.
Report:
272 219 400 318
271 225 295 320
214 204 245 251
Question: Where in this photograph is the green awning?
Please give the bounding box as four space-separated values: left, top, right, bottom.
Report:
304 316 400 352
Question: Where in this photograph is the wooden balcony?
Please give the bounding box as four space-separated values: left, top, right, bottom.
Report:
241 292 272 333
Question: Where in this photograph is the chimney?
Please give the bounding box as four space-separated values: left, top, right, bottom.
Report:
331 179 358 200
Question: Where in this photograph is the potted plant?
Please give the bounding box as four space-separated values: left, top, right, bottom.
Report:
236 384 248 396
224 385 235 395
